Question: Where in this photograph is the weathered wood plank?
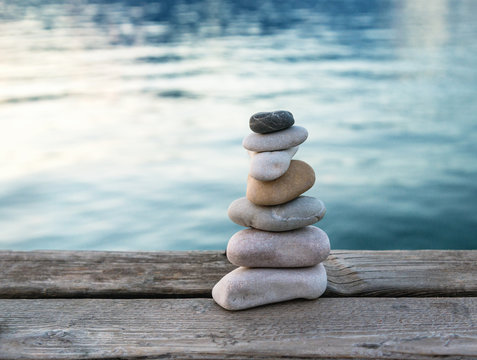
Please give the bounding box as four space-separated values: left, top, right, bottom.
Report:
0 250 476 298
0 297 475 359
325 250 477 297
0 250 234 298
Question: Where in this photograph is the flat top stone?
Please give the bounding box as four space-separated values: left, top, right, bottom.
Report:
249 110 295 134
242 125 308 152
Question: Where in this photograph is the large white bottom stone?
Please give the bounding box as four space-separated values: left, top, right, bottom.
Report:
212 263 327 311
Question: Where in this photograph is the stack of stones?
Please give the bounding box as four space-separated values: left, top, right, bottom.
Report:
212 110 330 311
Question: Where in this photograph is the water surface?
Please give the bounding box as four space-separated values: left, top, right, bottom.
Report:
1 0 476 250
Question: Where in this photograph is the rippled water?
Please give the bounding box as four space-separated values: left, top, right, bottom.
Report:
1 0 476 250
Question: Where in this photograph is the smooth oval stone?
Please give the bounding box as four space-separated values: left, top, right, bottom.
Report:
228 196 326 232
242 125 308 152
249 146 298 181
246 160 315 205
212 264 327 311
249 110 295 134
227 226 330 268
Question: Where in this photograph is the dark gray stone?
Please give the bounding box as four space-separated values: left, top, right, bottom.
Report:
249 110 295 134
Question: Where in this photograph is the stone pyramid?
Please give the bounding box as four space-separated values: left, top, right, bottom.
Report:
213 110 330 310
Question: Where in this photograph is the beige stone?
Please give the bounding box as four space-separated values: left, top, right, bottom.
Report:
227 226 330 268
212 264 327 311
242 125 308 152
246 160 315 205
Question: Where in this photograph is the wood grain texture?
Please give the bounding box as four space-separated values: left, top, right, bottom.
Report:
0 250 235 298
0 298 475 359
325 250 477 297
0 250 476 298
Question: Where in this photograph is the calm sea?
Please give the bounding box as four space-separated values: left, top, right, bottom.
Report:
1 0 476 250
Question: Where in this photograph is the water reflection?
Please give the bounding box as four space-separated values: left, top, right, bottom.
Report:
0 0 476 250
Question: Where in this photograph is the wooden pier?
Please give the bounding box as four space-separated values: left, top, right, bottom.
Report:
0 250 476 359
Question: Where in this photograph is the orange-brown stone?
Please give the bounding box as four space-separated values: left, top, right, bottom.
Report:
246 159 315 205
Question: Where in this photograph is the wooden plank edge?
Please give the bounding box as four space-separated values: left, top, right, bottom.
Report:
0 297 476 359
0 250 476 298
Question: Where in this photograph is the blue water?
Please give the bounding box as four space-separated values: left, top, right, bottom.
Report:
1 0 476 250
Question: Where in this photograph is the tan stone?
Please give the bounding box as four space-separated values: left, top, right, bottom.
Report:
246 160 315 205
